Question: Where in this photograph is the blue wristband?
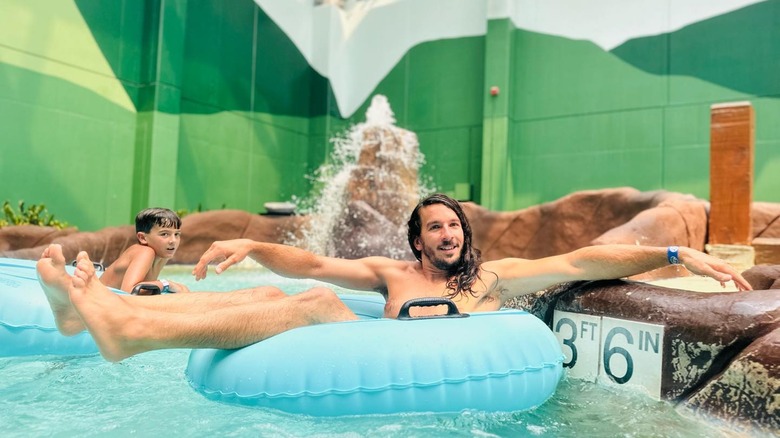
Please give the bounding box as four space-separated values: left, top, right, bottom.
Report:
667 246 681 265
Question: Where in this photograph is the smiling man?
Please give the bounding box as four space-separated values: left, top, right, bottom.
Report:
36 194 750 362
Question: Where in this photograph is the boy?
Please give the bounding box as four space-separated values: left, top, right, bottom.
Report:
98 208 189 294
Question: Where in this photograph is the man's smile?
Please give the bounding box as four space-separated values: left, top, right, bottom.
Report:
438 242 459 255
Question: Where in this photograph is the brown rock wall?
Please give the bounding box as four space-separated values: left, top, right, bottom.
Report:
0 225 135 264
752 202 780 238
463 187 704 261
174 210 303 264
0 211 303 266
742 264 780 290
681 328 780 434
2 188 780 269
0 225 78 252
591 199 708 250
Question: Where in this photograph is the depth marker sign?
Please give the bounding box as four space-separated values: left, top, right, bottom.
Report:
553 311 664 399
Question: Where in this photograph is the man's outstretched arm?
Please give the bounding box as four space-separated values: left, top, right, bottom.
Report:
192 238 396 292
487 244 753 302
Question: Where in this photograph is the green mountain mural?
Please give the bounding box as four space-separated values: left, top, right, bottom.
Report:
611 0 779 98
74 0 331 117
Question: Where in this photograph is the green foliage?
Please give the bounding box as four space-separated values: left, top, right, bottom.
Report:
0 201 69 229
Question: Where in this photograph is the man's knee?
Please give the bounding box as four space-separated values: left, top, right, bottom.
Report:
251 286 285 300
295 287 356 322
299 286 339 304
293 287 357 323
298 287 351 312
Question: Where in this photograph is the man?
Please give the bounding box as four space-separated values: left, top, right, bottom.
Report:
37 194 751 362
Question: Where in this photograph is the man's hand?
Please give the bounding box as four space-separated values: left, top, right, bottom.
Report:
679 247 753 291
192 239 255 280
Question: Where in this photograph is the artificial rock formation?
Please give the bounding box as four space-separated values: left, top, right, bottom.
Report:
0 224 136 265
753 202 780 239
461 188 780 263
345 125 420 229
461 188 708 261
2 187 780 266
0 225 78 253
172 210 303 263
0 210 301 266
331 124 421 260
681 327 779 433
742 265 780 290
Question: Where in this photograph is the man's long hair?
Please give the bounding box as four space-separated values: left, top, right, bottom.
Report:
407 193 483 298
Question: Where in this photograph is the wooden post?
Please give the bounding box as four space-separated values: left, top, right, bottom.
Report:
708 102 754 245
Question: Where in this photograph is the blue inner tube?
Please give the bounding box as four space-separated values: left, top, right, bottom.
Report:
186 295 565 416
1 256 565 415
0 258 103 357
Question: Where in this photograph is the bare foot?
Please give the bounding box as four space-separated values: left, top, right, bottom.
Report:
68 251 145 362
36 244 85 336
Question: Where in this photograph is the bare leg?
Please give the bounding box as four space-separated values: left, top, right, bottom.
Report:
36 244 86 336
127 286 287 313
37 243 290 325
67 251 358 362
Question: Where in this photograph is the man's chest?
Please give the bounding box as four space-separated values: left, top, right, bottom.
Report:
383 275 498 317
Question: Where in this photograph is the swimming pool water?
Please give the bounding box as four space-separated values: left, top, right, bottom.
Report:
0 267 759 437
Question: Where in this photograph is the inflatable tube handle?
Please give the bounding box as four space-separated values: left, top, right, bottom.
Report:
397 297 469 320
71 260 104 272
131 284 161 295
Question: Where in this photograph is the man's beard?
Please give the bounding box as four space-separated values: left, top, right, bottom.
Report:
423 243 461 273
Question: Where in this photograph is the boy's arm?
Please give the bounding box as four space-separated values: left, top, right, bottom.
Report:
117 247 157 293
192 238 397 291
486 244 752 303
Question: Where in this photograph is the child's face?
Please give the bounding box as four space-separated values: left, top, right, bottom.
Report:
140 224 181 259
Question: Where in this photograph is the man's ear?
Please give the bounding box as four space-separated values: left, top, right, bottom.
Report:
414 237 422 252
137 231 148 244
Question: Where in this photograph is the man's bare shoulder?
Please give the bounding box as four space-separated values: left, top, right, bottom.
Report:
359 256 418 272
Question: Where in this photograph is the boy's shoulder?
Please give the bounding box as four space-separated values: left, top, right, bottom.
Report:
117 244 156 262
122 243 154 253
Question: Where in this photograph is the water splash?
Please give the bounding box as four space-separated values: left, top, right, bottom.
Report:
289 95 433 259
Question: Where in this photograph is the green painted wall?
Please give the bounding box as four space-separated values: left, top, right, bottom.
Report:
373 37 486 201
496 1 780 210
175 1 316 213
0 0 323 230
0 0 139 230
1 0 778 232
